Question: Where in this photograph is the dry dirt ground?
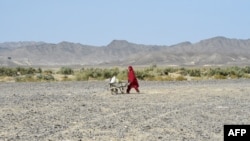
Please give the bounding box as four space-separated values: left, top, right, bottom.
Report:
0 79 250 141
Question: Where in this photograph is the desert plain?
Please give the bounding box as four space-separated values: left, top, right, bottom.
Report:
0 79 250 141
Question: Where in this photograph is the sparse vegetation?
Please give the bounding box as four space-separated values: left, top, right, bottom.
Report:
59 67 74 75
0 66 250 82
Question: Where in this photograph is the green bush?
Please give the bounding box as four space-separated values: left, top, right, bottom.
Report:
0 67 17 76
243 66 250 73
162 69 169 75
135 70 153 80
60 67 74 75
102 69 113 78
27 67 36 74
164 67 178 73
208 68 228 77
36 74 43 80
37 67 42 73
44 70 53 74
188 69 201 77
102 68 119 79
43 74 55 81
117 70 127 80
2 66 250 82
89 68 102 78
36 74 54 81
179 68 189 76
15 67 36 75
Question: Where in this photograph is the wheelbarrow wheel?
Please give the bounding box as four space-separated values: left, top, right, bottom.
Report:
111 88 118 95
120 87 125 94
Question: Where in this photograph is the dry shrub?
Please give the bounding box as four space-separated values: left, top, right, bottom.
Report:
214 74 227 79
75 72 89 81
154 76 174 81
175 76 187 81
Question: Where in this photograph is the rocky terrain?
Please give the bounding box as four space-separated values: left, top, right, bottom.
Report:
1 36 250 66
0 79 250 140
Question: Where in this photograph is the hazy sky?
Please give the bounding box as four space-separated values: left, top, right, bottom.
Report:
1 0 249 46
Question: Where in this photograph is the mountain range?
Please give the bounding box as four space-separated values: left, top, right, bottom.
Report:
1 36 250 67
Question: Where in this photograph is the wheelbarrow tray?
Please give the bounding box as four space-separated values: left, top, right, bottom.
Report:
109 82 128 94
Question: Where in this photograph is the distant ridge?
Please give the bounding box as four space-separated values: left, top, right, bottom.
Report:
0 36 250 67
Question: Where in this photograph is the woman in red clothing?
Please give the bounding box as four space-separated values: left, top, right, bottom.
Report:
126 66 140 93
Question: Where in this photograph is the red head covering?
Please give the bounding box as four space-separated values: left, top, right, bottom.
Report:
128 66 139 88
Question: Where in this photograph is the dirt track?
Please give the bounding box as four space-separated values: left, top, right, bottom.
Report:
0 79 250 141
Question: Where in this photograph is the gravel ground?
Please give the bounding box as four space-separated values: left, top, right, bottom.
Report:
0 79 250 141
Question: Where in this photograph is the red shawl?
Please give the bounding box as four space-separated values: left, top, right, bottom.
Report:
128 66 139 88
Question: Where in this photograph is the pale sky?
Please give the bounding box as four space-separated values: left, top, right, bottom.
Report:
0 0 250 46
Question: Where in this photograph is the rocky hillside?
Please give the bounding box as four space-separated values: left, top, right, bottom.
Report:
0 36 250 67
